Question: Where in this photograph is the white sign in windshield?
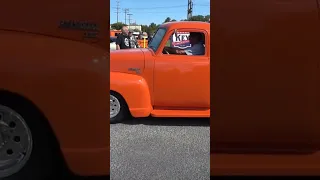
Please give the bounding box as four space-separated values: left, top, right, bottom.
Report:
171 32 191 49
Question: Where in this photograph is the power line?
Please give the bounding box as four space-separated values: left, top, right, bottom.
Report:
126 11 185 13
110 2 209 24
127 13 133 29
195 3 210 6
115 0 120 23
123 5 187 10
123 8 129 24
111 4 209 10
123 11 210 14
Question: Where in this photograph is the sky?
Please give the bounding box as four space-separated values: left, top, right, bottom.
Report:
110 0 210 25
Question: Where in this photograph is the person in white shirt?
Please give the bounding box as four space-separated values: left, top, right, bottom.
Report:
163 32 205 55
128 30 140 48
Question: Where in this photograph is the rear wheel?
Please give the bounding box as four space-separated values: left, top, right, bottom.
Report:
110 91 129 124
0 99 66 180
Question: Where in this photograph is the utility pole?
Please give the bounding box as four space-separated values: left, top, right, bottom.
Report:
127 13 132 30
115 0 120 23
187 0 193 20
124 8 129 24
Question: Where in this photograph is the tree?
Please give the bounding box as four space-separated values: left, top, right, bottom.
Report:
141 25 149 33
148 22 158 33
181 15 210 22
204 15 210 21
164 17 178 23
189 15 205 21
111 22 127 30
164 17 171 23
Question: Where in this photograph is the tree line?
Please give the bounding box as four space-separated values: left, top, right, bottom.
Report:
110 15 210 34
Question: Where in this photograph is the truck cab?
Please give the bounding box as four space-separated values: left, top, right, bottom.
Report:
110 21 210 123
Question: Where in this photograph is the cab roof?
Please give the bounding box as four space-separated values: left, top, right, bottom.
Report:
160 21 210 31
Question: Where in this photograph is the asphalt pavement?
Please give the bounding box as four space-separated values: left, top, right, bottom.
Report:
110 117 210 180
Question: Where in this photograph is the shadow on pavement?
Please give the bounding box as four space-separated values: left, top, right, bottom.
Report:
71 176 109 180
122 117 210 127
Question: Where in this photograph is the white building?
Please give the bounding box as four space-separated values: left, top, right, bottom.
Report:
128 25 141 31
110 25 141 31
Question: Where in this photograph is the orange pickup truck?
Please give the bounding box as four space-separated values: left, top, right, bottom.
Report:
211 0 320 175
110 21 210 123
0 0 109 179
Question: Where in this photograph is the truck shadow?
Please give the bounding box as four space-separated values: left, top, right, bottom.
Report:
122 117 210 127
69 175 109 180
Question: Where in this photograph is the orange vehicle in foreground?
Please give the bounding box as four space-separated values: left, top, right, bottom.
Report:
211 0 320 175
0 1 109 179
110 21 210 123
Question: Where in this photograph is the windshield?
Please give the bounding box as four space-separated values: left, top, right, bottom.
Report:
148 28 167 52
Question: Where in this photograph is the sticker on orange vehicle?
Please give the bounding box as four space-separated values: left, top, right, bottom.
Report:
171 32 191 49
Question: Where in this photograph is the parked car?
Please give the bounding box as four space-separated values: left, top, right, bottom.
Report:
110 36 117 51
110 21 210 124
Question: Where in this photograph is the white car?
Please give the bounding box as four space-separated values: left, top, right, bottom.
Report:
110 36 117 51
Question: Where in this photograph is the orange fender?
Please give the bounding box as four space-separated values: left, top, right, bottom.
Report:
110 72 152 117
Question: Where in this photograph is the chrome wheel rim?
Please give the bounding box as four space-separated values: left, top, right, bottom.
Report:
110 95 121 118
0 105 33 178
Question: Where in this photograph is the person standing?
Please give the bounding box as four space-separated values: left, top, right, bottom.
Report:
128 30 140 48
116 26 131 50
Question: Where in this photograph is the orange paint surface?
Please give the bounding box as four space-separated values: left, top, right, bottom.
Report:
110 21 210 118
0 0 109 176
110 30 121 37
211 0 320 175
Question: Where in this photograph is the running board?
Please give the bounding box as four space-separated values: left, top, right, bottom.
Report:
151 109 210 117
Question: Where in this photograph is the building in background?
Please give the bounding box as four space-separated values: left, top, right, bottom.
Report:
127 25 141 31
110 25 142 32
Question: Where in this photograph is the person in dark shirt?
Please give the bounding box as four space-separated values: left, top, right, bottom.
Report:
116 26 131 50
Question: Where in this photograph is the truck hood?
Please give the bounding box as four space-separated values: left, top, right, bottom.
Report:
0 0 108 50
110 48 152 75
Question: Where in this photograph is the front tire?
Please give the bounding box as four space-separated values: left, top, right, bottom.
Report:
0 100 66 180
110 92 129 124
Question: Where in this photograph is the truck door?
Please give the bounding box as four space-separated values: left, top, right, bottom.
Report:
153 28 210 109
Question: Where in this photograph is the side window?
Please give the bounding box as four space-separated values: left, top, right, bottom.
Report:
162 30 206 56
165 37 172 47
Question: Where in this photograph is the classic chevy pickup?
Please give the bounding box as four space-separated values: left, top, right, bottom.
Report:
211 0 320 175
0 0 109 179
110 21 210 123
